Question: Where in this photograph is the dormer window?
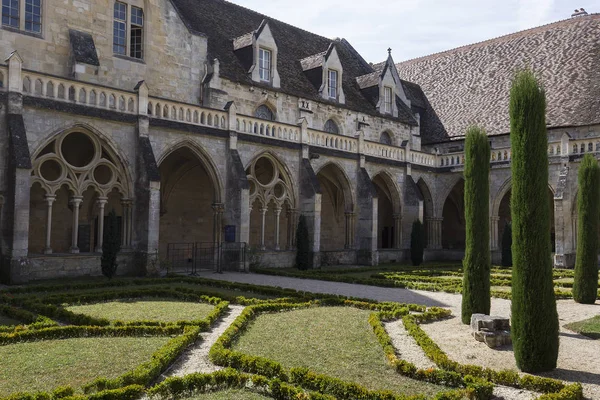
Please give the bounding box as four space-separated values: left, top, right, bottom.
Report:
384 86 392 113
113 1 144 60
259 48 271 82
328 70 338 99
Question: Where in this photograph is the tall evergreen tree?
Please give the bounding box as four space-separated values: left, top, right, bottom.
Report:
411 220 424 266
295 215 311 270
573 154 600 304
461 126 491 324
509 69 558 372
501 222 512 267
101 209 121 279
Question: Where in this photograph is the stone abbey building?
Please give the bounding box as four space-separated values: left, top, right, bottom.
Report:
0 0 598 282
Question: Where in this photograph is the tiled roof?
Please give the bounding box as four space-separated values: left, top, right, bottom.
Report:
169 0 418 126
397 14 600 144
300 51 327 71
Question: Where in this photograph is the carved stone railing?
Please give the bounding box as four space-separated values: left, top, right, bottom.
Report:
148 97 228 130
569 139 600 156
309 129 357 153
21 69 138 113
364 140 405 161
237 115 300 143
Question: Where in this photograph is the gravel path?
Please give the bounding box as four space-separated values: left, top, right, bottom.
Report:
197 272 600 399
159 305 245 379
384 319 436 369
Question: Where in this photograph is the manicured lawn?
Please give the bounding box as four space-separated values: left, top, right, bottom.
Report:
233 306 445 396
0 314 21 326
65 299 215 322
188 389 271 399
0 336 170 396
565 315 600 339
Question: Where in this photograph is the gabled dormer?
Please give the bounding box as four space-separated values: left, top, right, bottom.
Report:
356 50 411 117
233 19 280 88
300 43 345 104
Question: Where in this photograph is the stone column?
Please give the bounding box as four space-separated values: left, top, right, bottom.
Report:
212 203 224 244
287 209 297 250
490 216 500 251
121 200 128 248
344 212 354 249
393 213 402 249
259 206 268 250
43 194 56 254
95 197 108 252
70 196 83 253
274 206 282 250
426 217 443 249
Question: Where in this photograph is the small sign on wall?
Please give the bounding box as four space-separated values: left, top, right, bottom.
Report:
224 225 236 243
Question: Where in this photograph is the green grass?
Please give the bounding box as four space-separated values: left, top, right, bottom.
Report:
65 299 215 322
186 389 271 399
564 315 600 339
0 336 170 396
233 306 444 396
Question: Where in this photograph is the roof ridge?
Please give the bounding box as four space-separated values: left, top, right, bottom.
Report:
397 13 600 64
214 0 337 44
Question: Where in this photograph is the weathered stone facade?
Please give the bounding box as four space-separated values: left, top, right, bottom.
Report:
0 1 598 282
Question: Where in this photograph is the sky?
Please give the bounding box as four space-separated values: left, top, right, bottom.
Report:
228 0 597 63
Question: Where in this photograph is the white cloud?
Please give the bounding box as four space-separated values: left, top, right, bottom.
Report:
228 0 596 62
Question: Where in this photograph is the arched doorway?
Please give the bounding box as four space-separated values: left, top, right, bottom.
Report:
317 164 353 251
415 178 434 247
28 129 131 255
246 154 296 251
441 180 465 250
158 146 222 261
372 173 401 249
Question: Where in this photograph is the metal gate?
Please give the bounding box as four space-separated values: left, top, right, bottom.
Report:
166 242 247 274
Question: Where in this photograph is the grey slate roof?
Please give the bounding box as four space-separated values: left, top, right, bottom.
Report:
397 14 600 144
68 29 99 66
169 0 418 126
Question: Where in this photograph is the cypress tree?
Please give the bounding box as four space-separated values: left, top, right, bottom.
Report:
461 126 491 324
101 209 121 279
509 69 558 372
501 222 512 267
411 220 424 266
573 154 600 304
295 215 311 270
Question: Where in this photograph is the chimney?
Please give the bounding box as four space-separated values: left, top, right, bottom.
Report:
571 8 588 17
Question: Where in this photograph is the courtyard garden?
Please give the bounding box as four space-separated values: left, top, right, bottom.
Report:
252 263 600 300
0 275 591 400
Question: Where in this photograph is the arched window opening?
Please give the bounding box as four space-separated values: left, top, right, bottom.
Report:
324 119 339 134
254 105 275 121
380 131 392 145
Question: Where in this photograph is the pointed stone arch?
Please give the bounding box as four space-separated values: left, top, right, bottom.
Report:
254 102 277 121
372 171 402 249
441 178 465 250
316 162 355 251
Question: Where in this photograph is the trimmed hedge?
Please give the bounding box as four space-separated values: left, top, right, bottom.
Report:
400 310 582 399
0 385 144 400
0 305 58 332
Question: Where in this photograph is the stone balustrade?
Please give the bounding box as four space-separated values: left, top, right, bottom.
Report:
364 140 405 161
21 69 138 113
309 129 357 153
148 97 228 130
0 63 462 169
236 115 300 143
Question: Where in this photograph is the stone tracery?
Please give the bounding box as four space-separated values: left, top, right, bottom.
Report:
29 129 131 254
246 154 296 250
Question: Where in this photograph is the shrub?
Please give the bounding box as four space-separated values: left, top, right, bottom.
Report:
410 220 425 266
501 222 512 267
101 209 121 279
573 153 600 304
295 215 311 270
509 69 558 372
461 126 491 324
